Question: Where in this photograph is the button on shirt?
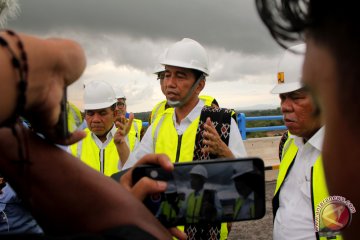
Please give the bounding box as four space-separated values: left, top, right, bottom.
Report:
273 127 325 240
123 100 247 169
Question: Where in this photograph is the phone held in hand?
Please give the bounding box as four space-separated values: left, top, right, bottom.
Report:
132 158 266 227
54 88 70 139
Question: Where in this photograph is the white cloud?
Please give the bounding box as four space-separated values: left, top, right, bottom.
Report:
10 0 286 113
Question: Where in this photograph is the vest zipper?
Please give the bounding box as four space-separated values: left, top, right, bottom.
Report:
103 149 105 175
99 149 105 174
175 135 182 163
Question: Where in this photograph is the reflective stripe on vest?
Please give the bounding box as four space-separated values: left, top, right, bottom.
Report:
274 134 342 240
199 95 215 106
160 201 177 221
234 198 255 219
67 102 83 132
151 108 198 163
128 118 143 151
312 157 342 240
274 134 298 196
150 100 167 124
186 192 203 223
70 128 119 176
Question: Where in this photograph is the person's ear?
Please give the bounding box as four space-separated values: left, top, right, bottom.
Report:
195 78 206 94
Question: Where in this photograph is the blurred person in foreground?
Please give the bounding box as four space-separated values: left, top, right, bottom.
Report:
0 29 180 239
256 0 360 238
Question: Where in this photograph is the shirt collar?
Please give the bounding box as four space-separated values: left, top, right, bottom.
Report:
173 99 205 123
290 126 325 151
91 124 117 142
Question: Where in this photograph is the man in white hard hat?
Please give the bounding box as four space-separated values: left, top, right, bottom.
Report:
180 164 222 239
271 44 334 240
124 38 246 164
231 162 263 220
70 81 127 176
113 85 143 151
149 64 220 125
122 38 246 239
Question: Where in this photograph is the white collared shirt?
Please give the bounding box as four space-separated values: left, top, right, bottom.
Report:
273 127 325 240
90 124 119 172
123 99 247 169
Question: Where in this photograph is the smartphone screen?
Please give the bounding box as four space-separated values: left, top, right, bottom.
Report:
132 158 265 227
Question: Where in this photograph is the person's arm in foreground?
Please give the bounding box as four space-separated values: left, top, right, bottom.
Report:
120 153 187 240
0 31 85 144
0 30 171 239
0 127 171 239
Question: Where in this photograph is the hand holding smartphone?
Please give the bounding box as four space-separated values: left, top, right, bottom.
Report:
132 158 266 227
54 88 70 139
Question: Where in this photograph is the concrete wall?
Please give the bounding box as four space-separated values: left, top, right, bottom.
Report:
244 136 281 181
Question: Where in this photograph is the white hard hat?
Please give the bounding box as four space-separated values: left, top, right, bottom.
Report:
113 85 126 99
160 38 209 76
231 161 254 179
190 165 208 179
84 81 117 110
153 64 165 75
271 44 305 94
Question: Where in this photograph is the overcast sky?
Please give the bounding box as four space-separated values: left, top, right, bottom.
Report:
8 0 284 112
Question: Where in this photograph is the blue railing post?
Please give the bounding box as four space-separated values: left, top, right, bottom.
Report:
238 113 247 140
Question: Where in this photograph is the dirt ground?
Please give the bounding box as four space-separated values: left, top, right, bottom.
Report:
227 181 275 240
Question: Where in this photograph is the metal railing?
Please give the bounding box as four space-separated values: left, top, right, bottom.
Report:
142 113 286 140
237 113 287 140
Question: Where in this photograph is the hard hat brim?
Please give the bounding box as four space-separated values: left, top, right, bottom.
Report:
271 82 302 94
160 59 209 76
84 101 116 110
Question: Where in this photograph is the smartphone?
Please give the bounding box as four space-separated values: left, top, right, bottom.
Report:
54 88 70 139
132 158 266 227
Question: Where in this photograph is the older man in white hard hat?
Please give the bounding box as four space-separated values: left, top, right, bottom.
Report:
70 81 127 176
271 44 334 240
122 38 246 240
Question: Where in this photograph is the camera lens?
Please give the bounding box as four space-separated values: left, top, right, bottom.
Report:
150 170 158 179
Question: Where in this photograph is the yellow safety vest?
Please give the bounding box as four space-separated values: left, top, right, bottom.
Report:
151 107 228 239
159 201 178 221
67 102 83 132
127 118 143 151
150 100 168 124
274 134 342 240
70 128 120 177
186 192 203 223
199 95 216 107
233 197 255 219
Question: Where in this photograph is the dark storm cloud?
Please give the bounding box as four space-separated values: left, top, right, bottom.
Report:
9 0 281 56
